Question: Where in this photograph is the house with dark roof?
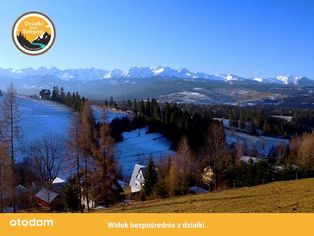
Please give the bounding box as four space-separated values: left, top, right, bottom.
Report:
188 186 208 194
2 184 30 212
88 172 124 208
129 164 146 193
39 89 51 100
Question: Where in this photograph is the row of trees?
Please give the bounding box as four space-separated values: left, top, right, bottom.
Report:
2 84 313 211
0 84 69 212
40 101 122 212
100 98 314 199
133 99 218 152
33 94 314 206
207 104 313 137
289 131 314 172
140 128 314 200
113 99 314 138
0 85 122 212
119 99 227 193
51 86 86 112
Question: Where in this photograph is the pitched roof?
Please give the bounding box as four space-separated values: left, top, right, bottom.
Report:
52 177 66 184
189 186 208 194
35 188 58 204
129 164 146 187
3 185 28 199
16 184 27 195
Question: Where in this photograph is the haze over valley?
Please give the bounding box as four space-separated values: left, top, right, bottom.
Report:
1 66 313 108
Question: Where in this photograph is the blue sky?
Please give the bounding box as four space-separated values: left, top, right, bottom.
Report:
1 0 314 78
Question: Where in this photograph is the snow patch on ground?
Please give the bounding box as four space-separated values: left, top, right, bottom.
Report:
92 107 175 179
225 130 289 157
0 96 73 162
92 105 128 124
213 118 230 127
115 127 175 179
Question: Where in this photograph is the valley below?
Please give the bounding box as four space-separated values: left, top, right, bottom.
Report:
0 67 313 108
2 95 295 180
0 70 313 212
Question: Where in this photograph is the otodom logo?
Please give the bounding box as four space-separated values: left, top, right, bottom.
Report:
12 12 56 55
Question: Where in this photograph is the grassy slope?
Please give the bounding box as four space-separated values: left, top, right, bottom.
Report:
99 178 314 213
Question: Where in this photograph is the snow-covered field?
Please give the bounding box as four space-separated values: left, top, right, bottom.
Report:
92 105 128 124
0 96 73 162
116 127 175 179
93 105 174 179
225 129 290 157
213 118 230 127
214 118 290 156
0 97 172 179
1 96 289 180
269 115 293 122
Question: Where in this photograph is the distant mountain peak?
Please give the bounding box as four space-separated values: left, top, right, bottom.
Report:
151 65 165 75
275 75 302 85
0 66 312 86
32 32 51 45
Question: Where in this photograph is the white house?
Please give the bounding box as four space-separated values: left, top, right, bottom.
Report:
81 194 95 210
202 166 214 184
52 177 67 189
129 164 146 193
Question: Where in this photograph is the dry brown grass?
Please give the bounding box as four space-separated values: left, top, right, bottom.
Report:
98 178 314 213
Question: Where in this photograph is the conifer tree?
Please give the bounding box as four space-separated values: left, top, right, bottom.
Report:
143 159 157 197
63 177 81 212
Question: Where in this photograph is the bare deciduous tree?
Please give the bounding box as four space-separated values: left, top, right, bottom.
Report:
67 115 83 212
292 131 314 169
1 83 21 212
166 136 198 196
0 144 11 212
92 124 118 205
30 135 65 189
79 101 94 212
206 121 226 189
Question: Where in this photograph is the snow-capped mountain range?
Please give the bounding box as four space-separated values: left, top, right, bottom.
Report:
0 66 313 86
